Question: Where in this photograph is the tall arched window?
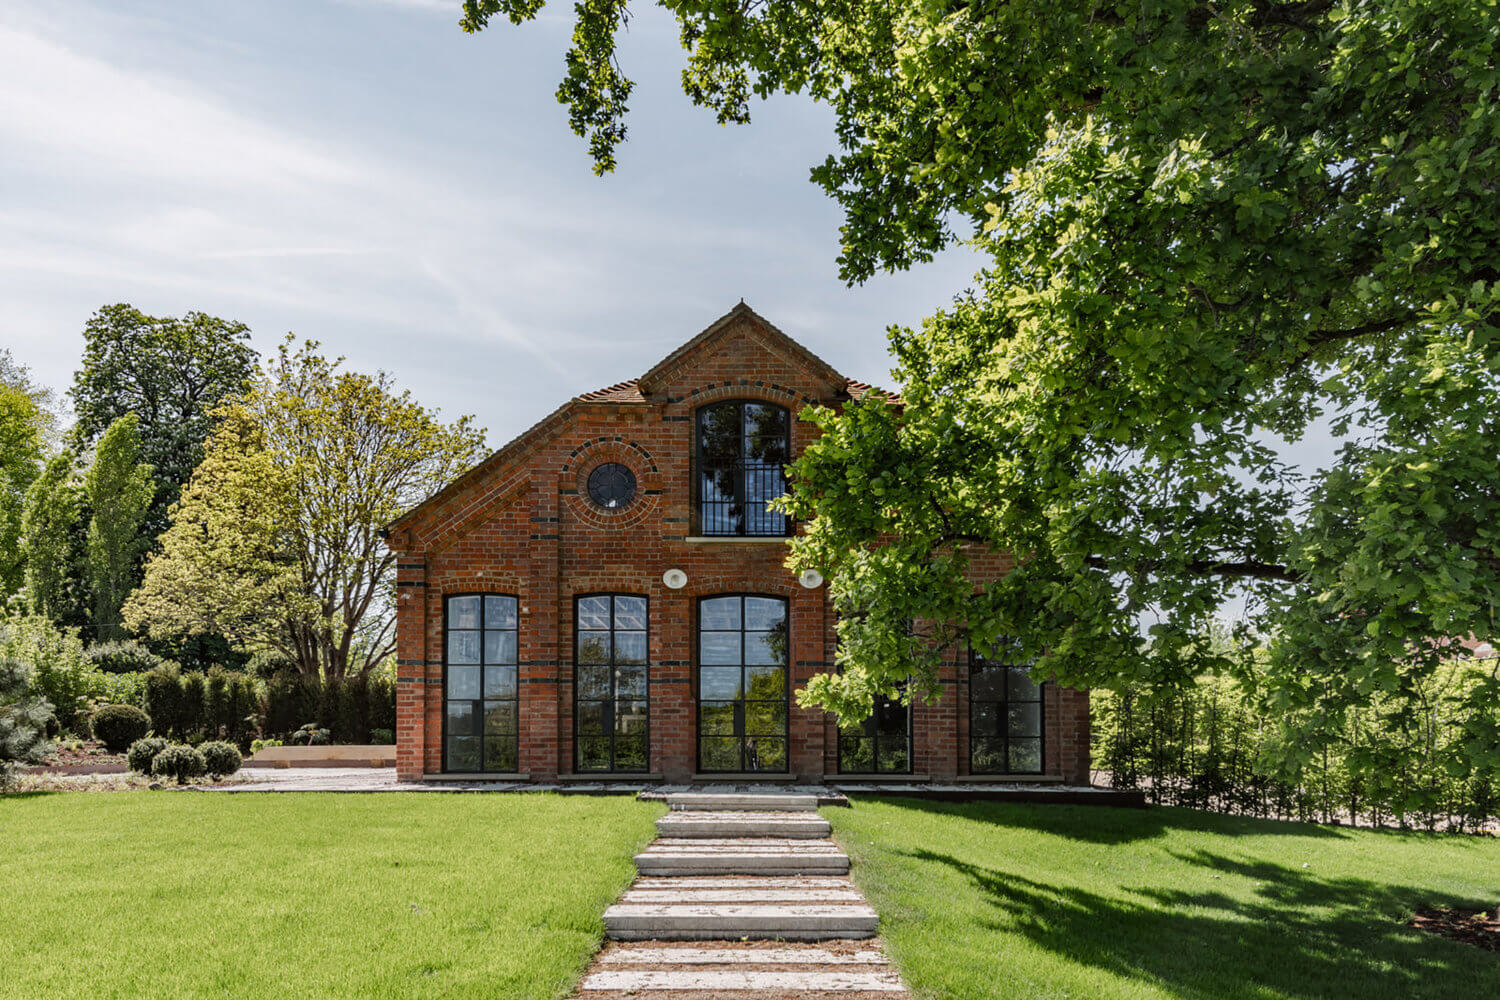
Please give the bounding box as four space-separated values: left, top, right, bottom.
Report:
444 594 519 773
695 400 791 536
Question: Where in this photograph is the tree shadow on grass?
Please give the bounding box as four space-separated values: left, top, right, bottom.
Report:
900 845 1500 1000
867 795 1351 845
0 790 58 800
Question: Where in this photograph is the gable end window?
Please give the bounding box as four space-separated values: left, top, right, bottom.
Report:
695 401 792 536
444 594 519 773
969 644 1044 775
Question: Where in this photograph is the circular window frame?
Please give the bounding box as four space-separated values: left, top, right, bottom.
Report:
586 462 638 511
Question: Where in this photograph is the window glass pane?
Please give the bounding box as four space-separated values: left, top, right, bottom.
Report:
743 404 789 463
971 664 1006 700
744 665 786 700
971 736 1006 774
615 700 649 735
577 596 612 630
876 698 909 736
448 596 481 629
699 632 740 665
483 630 517 665
615 665 647 699
447 735 480 772
615 632 647 665
699 737 740 772
700 597 741 631
448 665 481 701
613 596 647 630
577 700 608 736
744 467 787 503
1007 667 1041 701
483 665 517 699
577 738 611 771
483 700 517 736
577 632 611 665
577 663 611 701
1008 701 1042 738
698 403 741 462
744 597 785 631
745 631 786 665
447 631 480 665
746 737 785 772
839 736 874 773
1008 739 1042 773
877 736 911 773
613 736 648 771
972 701 998 736
744 699 786 735
446 700 476 736
484 596 517 630
699 666 742 700
699 701 736 735
483 736 517 773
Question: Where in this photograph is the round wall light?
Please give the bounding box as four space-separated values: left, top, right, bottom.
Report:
662 568 688 590
798 569 825 589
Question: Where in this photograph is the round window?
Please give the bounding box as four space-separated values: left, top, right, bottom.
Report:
587 462 637 509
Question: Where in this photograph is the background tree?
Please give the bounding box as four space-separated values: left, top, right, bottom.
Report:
83 415 154 642
20 451 90 629
0 383 44 603
0 348 65 452
459 1 1500 787
69 304 257 539
125 338 487 682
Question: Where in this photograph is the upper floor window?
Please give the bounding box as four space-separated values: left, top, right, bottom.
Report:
696 401 791 536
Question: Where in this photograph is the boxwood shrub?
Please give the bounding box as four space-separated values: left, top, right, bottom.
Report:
151 744 206 784
126 737 168 774
90 704 152 752
199 741 242 777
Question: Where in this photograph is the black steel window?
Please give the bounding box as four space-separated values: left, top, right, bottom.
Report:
696 401 791 536
838 689 912 774
697 595 788 772
574 595 649 772
970 645 1044 774
444 594 519 773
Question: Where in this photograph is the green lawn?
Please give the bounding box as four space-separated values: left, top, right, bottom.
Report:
830 797 1500 1000
0 792 662 1000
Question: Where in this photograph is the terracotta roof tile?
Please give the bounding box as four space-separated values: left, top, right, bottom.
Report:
577 379 646 403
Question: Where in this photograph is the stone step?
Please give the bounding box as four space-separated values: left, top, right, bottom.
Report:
657 810 831 839
622 884 865 904
579 968 903 991
602 903 879 941
665 792 819 812
635 839 849 876
597 945 889 965
632 876 856 890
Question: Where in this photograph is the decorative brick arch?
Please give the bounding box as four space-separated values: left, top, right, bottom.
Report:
560 437 662 530
674 380 817 410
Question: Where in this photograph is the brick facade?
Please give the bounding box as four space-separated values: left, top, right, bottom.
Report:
386 304 1090 784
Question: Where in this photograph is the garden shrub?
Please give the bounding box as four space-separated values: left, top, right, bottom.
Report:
126 736 168 774
370 728 394 745
89 703 151 752
142 666 185 739
180 672 206 738
0 613 101 734
199 740 242 776
151 744 205 784
290 723 330 746
0 656 54 788
85 640 163 675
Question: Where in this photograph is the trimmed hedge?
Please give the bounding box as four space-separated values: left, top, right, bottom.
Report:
151 744 205 784
90 704 152 752
126 737 168 774
199 741 242 776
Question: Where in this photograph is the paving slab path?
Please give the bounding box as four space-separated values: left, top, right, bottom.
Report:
581 792 908 999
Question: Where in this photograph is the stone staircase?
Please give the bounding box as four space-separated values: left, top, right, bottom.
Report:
579 792 909 997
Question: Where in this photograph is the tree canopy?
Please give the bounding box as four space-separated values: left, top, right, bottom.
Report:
0 383 44 604
83 415 154 642
462 0 1500 782
125 339 488 681
69 304 258 538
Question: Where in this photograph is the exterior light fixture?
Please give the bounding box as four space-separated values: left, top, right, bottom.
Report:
662 568 688 590
798 569 824 589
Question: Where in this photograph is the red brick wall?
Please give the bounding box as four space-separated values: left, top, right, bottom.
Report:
389 313 1090 784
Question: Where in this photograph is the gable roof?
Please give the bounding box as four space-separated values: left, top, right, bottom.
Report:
388 302 896 536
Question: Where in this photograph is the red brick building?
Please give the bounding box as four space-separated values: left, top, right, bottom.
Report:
385 304 1090 784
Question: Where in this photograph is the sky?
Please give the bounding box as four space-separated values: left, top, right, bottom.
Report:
0 0 983 445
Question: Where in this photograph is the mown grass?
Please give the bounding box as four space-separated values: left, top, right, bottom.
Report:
830 797 1500 1000
0 792 663 1000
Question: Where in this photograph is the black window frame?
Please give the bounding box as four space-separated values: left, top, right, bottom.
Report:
695 593 790 773
836 686 913 775
693 399 794 537
968 644 1046 775
442 593 520 774
572 593 651 774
